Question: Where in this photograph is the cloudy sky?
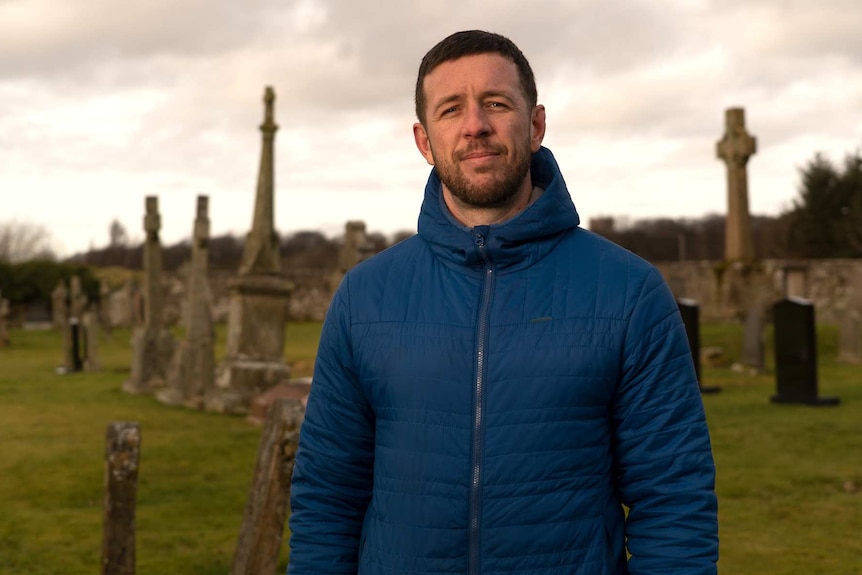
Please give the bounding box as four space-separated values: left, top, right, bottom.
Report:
2 0 861 257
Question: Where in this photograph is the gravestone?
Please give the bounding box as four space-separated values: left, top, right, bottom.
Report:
69 275 87 320
330 220 372 291
0 297 10 347
99 280 113 334
717 107 756 262
51 281 68 329
158 195 215 408
230 397 305 575
741 304 765 371
208 87 292 414
83 310 100 372
837 309 861 364
102 421 140 575
771 298 840 406
677 299 720 393
124 196 175 394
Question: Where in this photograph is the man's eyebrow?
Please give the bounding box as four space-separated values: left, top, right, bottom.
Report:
431 94 462 111
432 90 517 112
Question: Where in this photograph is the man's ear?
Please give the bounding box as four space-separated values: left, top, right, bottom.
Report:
413 122 435 166
530 105 546 152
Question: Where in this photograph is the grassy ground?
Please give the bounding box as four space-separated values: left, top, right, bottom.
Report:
0 321 860 574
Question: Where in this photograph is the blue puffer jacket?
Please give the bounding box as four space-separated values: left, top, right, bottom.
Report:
288 147 718 575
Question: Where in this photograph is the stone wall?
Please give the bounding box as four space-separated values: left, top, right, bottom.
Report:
658 259 862 323
95 259 862 329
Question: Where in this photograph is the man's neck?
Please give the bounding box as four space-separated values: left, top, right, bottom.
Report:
443 181 541 228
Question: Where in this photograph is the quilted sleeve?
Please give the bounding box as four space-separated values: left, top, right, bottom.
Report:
287 277 375 574
614 268 718 575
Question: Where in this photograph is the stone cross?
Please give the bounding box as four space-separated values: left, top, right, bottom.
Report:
717 107 757 262
143 196 163 328
125 196 175 394
239 86 281 276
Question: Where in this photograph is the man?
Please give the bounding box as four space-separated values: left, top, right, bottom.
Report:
288 30 718 575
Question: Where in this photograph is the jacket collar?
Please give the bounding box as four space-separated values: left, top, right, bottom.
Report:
417 146 580 272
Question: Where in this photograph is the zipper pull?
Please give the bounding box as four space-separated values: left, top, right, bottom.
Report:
474 231 485 249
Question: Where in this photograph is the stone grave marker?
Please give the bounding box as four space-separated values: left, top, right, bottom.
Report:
717 107 756 262
677 299 720 393
230 397 305 575
158 195 215 408
51 281 68 329
741 304 765 371
0 297 10 347
771 297 840 406
837 310 861 364
102 421 140 575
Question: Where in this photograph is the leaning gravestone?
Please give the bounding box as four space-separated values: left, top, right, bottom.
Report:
677 299 720 394
771 298 840 406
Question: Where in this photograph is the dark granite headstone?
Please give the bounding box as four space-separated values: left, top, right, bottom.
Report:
771 298 840 406
677 299 721 394
69 318 83 373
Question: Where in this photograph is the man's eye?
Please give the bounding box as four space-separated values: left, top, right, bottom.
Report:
488 101 505 109
442 106 458 115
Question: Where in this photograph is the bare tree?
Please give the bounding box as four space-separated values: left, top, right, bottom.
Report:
0 220 56 263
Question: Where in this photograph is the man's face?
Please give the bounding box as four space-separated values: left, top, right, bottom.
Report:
413 53 545 210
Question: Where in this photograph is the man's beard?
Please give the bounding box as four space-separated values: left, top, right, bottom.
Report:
435 139 532 209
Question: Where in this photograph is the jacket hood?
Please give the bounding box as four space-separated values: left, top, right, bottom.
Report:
417 146 580 273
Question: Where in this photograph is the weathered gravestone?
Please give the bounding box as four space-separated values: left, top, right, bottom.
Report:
124 196 175 394
102 421 140 575
677 299 720 393
0 297 10 347
837 310 861 365
208 87 292 414
717 107 756 262
51 281 67 330
771 298 840 406
230 397 305 575
741 304 765 372
330 220 374 292
158 195 215 408
83 310 100 372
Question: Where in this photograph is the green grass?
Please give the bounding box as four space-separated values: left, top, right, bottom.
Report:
0 321 860 574
0 322 321 575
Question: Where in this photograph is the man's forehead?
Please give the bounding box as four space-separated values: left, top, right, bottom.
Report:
423 53 520 93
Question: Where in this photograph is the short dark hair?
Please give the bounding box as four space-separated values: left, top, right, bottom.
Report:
414 30 537 125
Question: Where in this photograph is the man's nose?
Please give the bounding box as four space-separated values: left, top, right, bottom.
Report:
462 104 491 139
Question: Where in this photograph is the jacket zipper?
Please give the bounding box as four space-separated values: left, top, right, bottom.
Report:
469 229 494 575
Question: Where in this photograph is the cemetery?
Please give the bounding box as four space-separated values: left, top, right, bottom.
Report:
1 91 861 574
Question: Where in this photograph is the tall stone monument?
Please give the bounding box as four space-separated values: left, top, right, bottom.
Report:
158 195 216 408
124 196 175 394
207 87 293 414
717 107 757 262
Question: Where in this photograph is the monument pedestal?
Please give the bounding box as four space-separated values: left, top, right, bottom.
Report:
206 275 293 414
